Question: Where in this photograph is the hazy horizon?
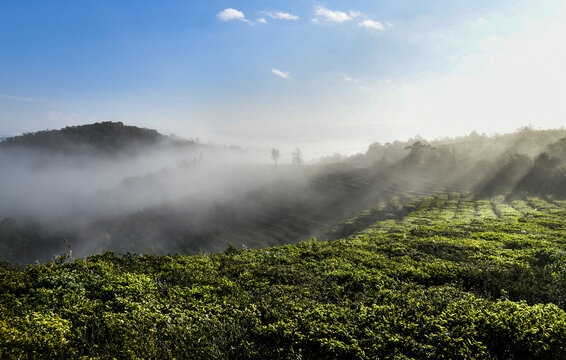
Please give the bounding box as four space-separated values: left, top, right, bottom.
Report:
1 0 565 159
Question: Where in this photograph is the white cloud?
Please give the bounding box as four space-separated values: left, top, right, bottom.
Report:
358 19 384 30
266 11 299 21
313 5 362 23
343 73 358 82
218 8 299 25
271 68 290 79
217 8 251 24
348 10 364 18
0 95 40 103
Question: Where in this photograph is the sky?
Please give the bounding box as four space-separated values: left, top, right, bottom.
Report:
1 0 565 159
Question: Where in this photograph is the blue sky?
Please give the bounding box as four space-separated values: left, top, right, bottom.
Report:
1 0 565 158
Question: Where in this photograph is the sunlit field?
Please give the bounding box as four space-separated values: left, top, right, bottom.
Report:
3 193 566 358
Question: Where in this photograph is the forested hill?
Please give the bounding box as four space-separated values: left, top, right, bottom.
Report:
0 122 190 155
347 127 566 166
333 127 566 197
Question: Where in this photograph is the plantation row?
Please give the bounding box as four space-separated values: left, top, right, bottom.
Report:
2 194 566 358
332 192 566 239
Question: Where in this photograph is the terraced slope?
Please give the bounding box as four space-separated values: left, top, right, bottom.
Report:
2 193 566 359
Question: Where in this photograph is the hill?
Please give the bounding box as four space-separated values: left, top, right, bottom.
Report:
4 125 566 264
3 124 566 357
2 192 566 358
0 122 168 155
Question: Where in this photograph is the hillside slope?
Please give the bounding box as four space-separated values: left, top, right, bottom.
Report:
2 192 566 359
0 122 167 154
4 125 566 265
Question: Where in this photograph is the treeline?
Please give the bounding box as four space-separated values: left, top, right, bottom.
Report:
0 122 168 155
327 127 566 197
346 127 566 165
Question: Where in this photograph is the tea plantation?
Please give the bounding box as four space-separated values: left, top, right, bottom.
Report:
2 193 566 359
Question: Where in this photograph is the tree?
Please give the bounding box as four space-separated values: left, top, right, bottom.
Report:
291 148 303 165
403 141 433 166
271 148 280 166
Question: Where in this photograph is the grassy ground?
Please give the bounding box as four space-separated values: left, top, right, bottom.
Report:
2 192 566 359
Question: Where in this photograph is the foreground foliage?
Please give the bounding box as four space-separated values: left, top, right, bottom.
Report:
2 193 566 359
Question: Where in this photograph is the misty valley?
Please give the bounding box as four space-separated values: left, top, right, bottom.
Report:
4 122 566 358
3 122 566 264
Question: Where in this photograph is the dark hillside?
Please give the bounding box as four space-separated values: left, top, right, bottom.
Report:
0 122 169 155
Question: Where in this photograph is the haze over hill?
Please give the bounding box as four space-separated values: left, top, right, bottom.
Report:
2 122 566 264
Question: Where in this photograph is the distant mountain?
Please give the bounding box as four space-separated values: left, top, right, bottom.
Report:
0 122 190 155
0 135 10 142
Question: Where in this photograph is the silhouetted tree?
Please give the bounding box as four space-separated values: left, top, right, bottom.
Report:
291 148 303 165
404 141 434 166
271 148 280 166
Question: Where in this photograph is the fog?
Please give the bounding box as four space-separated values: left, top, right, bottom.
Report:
2 124 566 264
1 145 257 221
0 133 321 262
